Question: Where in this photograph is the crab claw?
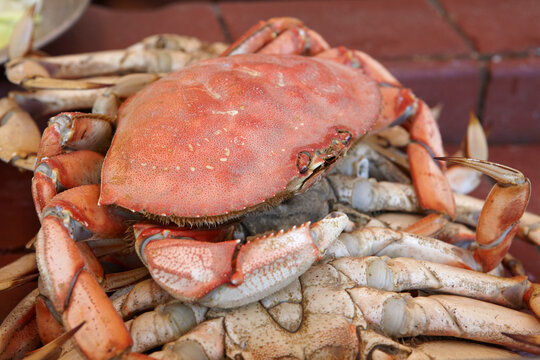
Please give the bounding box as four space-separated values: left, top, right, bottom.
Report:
134 224 238 303
222 17 329 56
437 157 531 272
136 212 349 308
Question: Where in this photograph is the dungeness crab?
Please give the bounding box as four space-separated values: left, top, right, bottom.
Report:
0 16 538 360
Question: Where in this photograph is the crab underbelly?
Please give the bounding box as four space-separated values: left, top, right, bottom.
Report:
99 54 381 222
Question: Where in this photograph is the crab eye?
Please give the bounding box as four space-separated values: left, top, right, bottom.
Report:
296 151 312 174
336 129 352 145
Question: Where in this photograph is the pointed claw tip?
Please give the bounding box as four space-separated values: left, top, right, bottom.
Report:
0 272 38 292
468 110 480 123
22 321 85 360
438 157 527 186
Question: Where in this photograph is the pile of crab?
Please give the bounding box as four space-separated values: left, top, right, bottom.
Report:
0 16 539 360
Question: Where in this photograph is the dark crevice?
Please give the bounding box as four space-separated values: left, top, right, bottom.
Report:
427 0 478 54
0 247 33 255
426 0 495 127
475 61 491 123
211 3 233 44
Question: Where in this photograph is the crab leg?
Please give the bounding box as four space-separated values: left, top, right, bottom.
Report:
406 340 523 360
58 297 204 358
332 256 540 315
407 140 455 216
439 157 531 272
0 288 40 360
6 46 226 85
10 88 109 118
392 87 454 217
222 17 329 56
454 191 540 248
329 171 539 247
36 223 131 360
111 278 174 319
349 288 540 354
445 112 489 194
0 253 37 291
401 213 448 237
10 74 160 120
92 73 160 118
519 211 540 247
129 34 227 53
101 267 150 293
329 158 533 271
0 98 40 170
149 318 224 360
329 226 479 270
32 150 104 217
327 173 421 214
357 338 523 360
6 24 225 82
126 301 207 353
135 212 350 308
36 185 132 359
375 212 476 245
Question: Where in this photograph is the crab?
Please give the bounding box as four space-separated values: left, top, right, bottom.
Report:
0 17 536 360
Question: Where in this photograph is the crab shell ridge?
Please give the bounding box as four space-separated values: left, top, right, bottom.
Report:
99 54 381 225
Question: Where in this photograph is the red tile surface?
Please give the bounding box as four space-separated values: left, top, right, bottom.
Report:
438 0 540 54
483 57 540 143
42 3 225 55
385 58 482 144
219 0 469 59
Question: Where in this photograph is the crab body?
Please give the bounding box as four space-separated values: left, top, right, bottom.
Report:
100 54 381 224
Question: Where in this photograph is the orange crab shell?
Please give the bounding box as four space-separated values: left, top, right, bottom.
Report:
99 54 381 223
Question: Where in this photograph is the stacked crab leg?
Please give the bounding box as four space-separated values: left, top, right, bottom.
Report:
53 244 540 358
1 143 539 358
0 16 538 360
